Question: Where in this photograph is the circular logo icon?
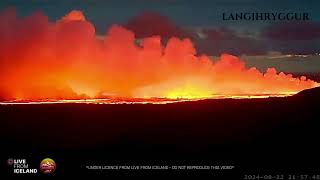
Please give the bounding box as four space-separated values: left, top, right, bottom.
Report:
40 158 56 174
7 158 13 166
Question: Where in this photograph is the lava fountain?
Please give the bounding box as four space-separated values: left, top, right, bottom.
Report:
0 9 318 103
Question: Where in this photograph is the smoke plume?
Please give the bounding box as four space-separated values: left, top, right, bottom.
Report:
0 9 318 100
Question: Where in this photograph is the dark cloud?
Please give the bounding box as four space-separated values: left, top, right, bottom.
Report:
259 22 320 54
266 40 320 55
124 11 190 39
196 23 320 55
195 27 269 56
123 11 270 56
261 22 320 41
122 12 320 56
124 12 320 56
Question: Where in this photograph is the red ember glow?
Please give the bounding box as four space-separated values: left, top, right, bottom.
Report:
0 9 318 102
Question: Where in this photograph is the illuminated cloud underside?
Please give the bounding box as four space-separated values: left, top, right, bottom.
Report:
0 9 318 102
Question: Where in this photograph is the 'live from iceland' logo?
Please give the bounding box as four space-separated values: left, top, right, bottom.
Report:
7 158 37 174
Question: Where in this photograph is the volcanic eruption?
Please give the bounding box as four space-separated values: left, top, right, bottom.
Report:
0 9 318 103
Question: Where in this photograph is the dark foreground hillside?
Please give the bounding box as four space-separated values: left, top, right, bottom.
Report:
1 87 320 177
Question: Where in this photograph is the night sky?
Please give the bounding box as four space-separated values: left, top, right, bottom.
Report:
1 0 320 72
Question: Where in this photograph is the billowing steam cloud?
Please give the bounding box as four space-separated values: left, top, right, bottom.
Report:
0 9 318 100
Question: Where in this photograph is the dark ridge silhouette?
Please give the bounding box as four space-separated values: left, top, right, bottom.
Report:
294 86 320 98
